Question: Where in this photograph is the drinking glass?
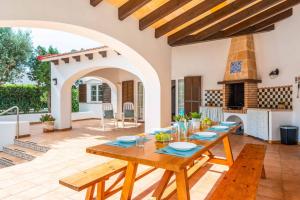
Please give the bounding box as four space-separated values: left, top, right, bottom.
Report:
136 135 145 148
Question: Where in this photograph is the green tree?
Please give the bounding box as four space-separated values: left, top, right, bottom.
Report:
27 45 59 112
0 28 32 84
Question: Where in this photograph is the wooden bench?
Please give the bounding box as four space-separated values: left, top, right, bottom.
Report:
59 159 156 200
208 143 266 200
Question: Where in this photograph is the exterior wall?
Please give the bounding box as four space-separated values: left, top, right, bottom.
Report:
172 4 300 141
0 0 171 131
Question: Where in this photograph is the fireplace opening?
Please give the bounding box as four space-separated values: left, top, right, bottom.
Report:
228 83 244 110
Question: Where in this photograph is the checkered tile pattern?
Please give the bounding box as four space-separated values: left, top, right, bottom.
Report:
205 90 223 107
258 86 293 109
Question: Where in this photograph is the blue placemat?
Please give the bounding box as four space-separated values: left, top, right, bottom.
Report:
105 140 136 148
220 122 238 127
105 138 149 148
156 145 203 158
207 127 229 132
189 134 219 141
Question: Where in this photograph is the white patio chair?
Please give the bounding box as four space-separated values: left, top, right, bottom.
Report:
101 103 118 130
122 102 137 127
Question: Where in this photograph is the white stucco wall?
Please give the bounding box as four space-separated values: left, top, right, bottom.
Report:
0 0 171 131
172 5 300 140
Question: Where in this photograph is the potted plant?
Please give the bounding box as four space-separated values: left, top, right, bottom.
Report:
189 112 202 130
40 114 55 133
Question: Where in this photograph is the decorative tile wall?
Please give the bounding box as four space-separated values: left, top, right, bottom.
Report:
258 85 293 109
205 90 223 107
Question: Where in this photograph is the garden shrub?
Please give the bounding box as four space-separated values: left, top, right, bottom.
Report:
0 84 46 113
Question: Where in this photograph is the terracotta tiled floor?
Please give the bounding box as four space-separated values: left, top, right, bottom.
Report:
0 119 299 200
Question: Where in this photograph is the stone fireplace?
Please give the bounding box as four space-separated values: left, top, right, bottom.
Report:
218 35 261 112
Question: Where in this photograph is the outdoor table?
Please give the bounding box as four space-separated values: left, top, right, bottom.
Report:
86 127 235 200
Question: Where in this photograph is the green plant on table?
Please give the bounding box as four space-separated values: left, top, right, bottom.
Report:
173 114 189 122
189 112 202 119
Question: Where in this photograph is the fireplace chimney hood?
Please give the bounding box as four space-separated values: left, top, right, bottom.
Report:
219 35 261 111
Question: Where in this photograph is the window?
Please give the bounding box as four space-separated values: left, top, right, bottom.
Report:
90 84 103 102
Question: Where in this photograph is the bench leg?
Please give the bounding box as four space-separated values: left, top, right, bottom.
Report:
261 165 266 179
152 170 173 200
96 181 105 200
85 185 95 200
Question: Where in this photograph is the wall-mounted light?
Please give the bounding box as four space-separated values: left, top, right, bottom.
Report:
52 78 58 85
296 76 300 99
269 68 279 79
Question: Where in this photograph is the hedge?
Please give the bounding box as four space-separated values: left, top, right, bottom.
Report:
72 88 79 112
0 84 46 113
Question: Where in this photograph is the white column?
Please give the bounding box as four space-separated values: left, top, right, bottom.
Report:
51 66 72 130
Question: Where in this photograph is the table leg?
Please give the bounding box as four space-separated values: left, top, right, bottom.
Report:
96 181 105 200
175 168 190 200
223 136 234 166
152 170 173 200
121 162 138 200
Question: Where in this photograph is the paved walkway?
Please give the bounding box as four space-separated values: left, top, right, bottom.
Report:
0 120 299 200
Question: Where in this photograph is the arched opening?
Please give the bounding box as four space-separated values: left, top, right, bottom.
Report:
0 21 164 131
50 48 150 131
226 115 244 134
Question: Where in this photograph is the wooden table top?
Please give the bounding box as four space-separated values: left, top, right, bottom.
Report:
86 132 229 172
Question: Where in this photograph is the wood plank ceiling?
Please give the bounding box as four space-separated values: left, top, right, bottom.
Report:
90 0 300 46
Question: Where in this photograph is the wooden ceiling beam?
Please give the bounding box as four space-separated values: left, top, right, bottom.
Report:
176 0 282 44
85 53 94 60
155 0 226 38
234 9 293 35
90 0 103 7
72 56 81 62
173 8 292 46
139 0 192 30
172 25 275 46
61 57 69 64
119 0 151 20
167 0 257 44
223 0 300 36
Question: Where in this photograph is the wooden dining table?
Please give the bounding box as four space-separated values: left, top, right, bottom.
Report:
86 127 236 200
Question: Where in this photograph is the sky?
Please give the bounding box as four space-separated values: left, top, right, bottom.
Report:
14 27 101 53
12 27 101 84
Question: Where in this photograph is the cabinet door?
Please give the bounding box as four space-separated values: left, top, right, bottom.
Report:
256 111 269 140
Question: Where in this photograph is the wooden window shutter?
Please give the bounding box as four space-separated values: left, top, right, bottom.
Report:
102 83 111 103
122 80 134 108
184 76 202 114
79 84 87 103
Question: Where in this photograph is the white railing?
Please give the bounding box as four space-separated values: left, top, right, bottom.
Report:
0 106 20 139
